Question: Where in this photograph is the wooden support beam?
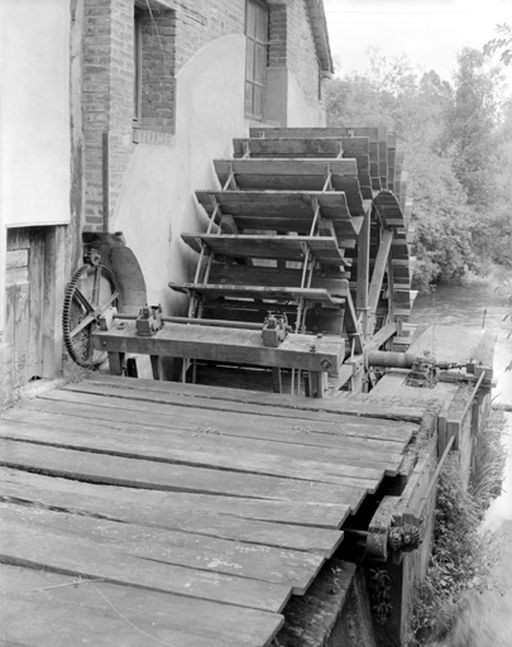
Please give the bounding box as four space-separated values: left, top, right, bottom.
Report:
93 322 344 377
367 230 393 333
356 207 370 313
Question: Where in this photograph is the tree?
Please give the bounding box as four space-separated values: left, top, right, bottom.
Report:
484 23 512 66
325 51 479 289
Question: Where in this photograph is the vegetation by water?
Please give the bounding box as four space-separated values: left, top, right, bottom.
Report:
325 27 512 292
406 409 507 646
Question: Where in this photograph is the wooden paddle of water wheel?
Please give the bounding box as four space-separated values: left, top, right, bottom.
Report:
63 126 415 397
169 126 415 394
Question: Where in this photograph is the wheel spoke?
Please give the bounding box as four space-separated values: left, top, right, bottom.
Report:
69 313 96 338
74 287 95 314
92 265 102 307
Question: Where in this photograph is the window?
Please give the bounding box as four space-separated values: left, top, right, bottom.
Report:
132 2 176 135
134 8 143 122
245 0 268 119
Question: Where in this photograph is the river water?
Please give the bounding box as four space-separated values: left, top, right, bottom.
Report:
411 270 512 646
411 269 512 527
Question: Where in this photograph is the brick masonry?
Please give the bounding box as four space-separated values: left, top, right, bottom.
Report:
82 0 324 231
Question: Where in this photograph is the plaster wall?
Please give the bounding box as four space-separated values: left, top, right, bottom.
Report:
287 72 327 127
111 35 248 312
0 0 71 229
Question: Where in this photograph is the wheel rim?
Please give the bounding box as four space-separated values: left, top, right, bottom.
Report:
62 263 120 369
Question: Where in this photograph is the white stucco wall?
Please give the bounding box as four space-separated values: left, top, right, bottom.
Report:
0 0 71 228
112 34 326 315
112 34 249 313
287 72 327 127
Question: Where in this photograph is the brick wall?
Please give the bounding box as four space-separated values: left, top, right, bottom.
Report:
268 4 287 67
82 0 246 232
82 0 323 231
287 0 321 105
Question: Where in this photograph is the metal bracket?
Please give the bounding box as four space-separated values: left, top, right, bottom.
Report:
262 312 289 347
135 304 164 337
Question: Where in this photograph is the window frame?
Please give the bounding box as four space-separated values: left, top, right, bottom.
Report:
133 7 143 124
245 0 269 120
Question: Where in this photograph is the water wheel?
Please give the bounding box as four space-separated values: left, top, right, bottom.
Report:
170 126 413 393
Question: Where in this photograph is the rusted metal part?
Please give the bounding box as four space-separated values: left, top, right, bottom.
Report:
364 496 422 562
405 354 438 388
135 304 163 337
261 312 289 347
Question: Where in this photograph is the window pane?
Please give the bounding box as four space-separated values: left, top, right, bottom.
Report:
246 39 255 81
254 43 266 83
244 81 254 115
253 84 264 118
256 4 268 42
245 1 256 37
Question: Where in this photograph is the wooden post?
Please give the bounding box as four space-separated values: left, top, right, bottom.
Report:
108 351 125 376
102 131 109 233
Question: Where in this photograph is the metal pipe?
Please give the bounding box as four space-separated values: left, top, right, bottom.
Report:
114 314 262 330
366 349 415 368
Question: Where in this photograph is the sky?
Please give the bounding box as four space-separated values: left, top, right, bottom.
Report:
323 0 512 85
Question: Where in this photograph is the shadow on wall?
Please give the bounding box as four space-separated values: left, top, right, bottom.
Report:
111 34 248 316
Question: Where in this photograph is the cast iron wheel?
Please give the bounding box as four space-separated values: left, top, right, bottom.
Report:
62 259 120 369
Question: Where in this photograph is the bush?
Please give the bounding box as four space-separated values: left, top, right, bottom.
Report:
407 409 507 645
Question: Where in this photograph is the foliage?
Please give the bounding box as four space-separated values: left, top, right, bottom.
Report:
407 409 507 646
324 46 512 290
484 23 512 66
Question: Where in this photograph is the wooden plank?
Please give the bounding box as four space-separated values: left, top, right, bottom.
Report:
370 322 397 349
208 264 350 298
197 189 350 219
0 415 405 485
0 451 349 528
0 565 283 647
0 468 344 554
3 400 411 466
92 321 344 376
169 283 344 305
39 381 417 442
195 190 362 237
368 229 393 331
0 522 293 613
233 137 366 158
0 502 325 594
6 249 28 269
249 127 378 141
356 208 370 313
215 158 358 180
181 233 348 266
0 437 380 505
63 374 425 426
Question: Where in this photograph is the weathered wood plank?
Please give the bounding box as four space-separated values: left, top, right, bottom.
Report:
0 407 405 471
0 502 325 594
368 229 393 333
0 437 379 504
215 158 358 180
39 382 417 442
0 468 343 554
233 137 368 158
181 233 348 266
208 264 350 298
196 189 350 219
195 190 363 238
0 415 401 486
0 565 284 647
0 521 294 612
62 374 425 426
169 283 344 305
92 321 344 376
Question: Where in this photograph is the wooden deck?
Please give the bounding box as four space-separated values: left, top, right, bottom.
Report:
0 376 419 646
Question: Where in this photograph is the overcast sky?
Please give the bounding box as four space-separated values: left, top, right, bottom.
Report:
323 0 512 84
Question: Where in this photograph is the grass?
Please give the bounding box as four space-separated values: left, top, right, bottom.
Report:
406 407 507 646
